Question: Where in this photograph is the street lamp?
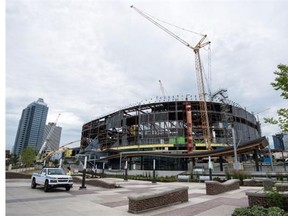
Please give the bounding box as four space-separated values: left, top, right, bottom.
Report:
152 159 156 183
276 133 286 172
79 155 87 190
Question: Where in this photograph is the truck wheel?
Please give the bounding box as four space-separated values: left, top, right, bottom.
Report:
31 178 37 189
65 186 71 191
44 180 50 192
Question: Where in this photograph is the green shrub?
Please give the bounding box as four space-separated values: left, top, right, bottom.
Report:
249 205 268 216
276 172 284 181
230 169 250 185
225 171 231 180
266 189 285 209
232 207 251 216
267 207 285 216
232 205 286 216
190 173 194 180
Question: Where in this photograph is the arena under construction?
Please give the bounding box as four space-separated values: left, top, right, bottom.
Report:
79 93 268 171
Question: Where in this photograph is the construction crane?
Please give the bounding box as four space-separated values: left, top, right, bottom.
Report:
131 5 212 151
42 140 81 163
158 80 166 97
36 113 61 162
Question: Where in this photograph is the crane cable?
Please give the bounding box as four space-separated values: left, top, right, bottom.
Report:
133 6 205 37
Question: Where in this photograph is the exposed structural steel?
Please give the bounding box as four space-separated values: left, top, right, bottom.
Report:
131 5 211 151
93 137 268 162
81 98 261 159
185 101 193 152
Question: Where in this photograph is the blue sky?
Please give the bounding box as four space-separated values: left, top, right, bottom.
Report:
5 0 288 151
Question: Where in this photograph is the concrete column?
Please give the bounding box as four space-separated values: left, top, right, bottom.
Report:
140 156 143 170
254 150 260 171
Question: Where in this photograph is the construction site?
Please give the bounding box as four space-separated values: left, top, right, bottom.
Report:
74 6 269 171
41 6 269 172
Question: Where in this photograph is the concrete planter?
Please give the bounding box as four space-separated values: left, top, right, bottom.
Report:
246 190 288 211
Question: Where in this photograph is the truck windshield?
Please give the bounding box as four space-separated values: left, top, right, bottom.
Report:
48 169 65 175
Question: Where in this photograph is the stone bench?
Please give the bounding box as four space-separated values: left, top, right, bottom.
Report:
72 177 118 188
206 179 240 195
177 175 190 182
243 179 265 186
199 176 210 181
275 182 288 192
128 186 188 214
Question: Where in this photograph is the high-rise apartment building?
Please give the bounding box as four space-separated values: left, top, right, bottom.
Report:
43 122 62 151
13 98 48 155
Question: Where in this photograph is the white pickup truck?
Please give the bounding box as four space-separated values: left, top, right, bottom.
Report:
31 167 73 192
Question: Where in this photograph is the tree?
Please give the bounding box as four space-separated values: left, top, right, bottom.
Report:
264 64 288 132
6 153 19 167
20 147 37 166
52 159 59 167
271 64 288 100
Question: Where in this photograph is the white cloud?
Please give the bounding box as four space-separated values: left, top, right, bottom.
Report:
5 0 288 151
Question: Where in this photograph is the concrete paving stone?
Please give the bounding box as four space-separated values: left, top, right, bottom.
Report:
101 200 128 207
195 204 239 216
6 178 262 216
188 193 206 198
188 197 212 205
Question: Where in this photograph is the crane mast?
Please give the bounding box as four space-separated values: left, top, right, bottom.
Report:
36 113 61 161
158 80 166 97
131 5 212 151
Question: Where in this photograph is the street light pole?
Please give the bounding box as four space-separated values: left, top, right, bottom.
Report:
232 127 240 170
79 156 87 190
277 133 287 172
152 159 156 183
124 160 128 181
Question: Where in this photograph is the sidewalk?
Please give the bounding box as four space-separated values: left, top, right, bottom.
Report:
6 178 260 216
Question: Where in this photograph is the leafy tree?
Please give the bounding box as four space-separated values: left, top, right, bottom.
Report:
6 153 19 166
20 147 37 166
264 64 288 132
52 159 59 167
271 64 288 100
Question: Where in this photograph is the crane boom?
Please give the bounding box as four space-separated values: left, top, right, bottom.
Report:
131 5 212 151
43 140 81 161
130 6 193 49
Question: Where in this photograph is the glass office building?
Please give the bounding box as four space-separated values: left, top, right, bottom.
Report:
13 98 48 155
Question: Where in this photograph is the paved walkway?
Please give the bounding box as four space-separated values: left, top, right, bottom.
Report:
6 178 261 216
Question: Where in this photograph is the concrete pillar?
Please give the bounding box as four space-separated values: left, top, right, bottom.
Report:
254 150 260 171
140 156 143 170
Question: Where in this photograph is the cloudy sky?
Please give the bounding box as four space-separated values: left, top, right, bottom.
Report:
5 0 287 151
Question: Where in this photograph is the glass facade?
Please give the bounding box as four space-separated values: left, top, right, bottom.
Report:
273 132 288 150
13 98 48 155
